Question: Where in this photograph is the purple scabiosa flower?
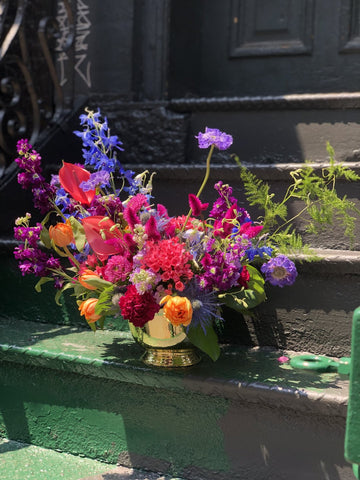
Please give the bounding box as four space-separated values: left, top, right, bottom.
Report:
261 254 297 287
80 170 111 191
196 127 233 151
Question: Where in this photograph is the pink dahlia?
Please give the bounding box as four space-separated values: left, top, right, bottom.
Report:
103 255 133 283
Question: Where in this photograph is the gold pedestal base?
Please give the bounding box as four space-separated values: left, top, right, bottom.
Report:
141 347 201 367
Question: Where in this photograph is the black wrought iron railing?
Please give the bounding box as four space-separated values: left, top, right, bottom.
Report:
0 0 77 178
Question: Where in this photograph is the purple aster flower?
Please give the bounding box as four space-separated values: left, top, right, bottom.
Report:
261 254 297 287
196 127 233 151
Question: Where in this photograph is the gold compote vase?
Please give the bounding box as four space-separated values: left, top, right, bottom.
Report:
129 310 201 367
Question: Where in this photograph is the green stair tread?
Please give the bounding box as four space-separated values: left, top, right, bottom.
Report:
0 438 114 480
0 317 349 415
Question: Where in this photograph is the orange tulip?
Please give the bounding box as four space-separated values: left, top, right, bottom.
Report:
78 269 100 290
78 298 101 323
160 295 193 327
49 222 74 247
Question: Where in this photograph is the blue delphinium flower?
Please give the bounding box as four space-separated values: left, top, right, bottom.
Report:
261 254 297 287
73 108 137 192
246 245 273 261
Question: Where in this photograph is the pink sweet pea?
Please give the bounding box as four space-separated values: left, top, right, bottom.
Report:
59 162 95 205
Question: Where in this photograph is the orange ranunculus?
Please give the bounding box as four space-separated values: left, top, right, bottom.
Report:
59 162 95 205
78 269 100 290
78 298 101 323
160 295 193 327
49 222 74 247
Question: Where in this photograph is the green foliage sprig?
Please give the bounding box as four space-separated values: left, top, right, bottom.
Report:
235 142 360 253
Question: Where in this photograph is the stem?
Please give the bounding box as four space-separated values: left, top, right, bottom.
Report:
196 144 215 198
181 144 215 232
63 245 81 269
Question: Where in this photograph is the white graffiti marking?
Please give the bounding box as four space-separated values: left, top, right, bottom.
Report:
56 0 92 88
75 0 91 87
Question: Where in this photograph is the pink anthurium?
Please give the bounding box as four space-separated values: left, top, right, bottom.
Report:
81 216 123 258
188 194 209 216
59 162 95 205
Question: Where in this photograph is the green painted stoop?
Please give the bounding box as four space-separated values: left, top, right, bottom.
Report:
0 439 184 480
0 317 352 480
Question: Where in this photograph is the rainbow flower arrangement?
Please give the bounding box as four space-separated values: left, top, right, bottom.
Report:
13 108 301 361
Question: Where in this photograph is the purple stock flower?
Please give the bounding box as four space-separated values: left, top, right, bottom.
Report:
196 127 233 151
261 255 298 287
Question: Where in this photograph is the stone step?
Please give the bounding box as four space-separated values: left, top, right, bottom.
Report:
0 318 352 480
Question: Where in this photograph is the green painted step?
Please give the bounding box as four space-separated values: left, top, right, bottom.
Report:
0 439 184 480
0 317 351 479
0 438 114 480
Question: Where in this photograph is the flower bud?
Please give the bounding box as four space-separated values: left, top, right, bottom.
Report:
78 298 101 323
49 222 74 247
78 269 100 290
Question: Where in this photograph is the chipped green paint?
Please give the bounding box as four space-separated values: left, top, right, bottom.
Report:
0 438 111 480
345 307 360 468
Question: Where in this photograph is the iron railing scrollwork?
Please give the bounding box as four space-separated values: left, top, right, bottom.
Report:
0 0 75 178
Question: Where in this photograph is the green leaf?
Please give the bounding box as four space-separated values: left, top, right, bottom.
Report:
54 282 74 306
35 277 53 293
95 285 117 316
68 216 86 252
81 277 113 291
51 240 68 257
39 226 52 249
187 324 220 361
218 265 266 313
87 321 97 332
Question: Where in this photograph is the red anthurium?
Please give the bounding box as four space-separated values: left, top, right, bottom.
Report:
59 162 95 205
81 216 123 258
188 194 209 216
